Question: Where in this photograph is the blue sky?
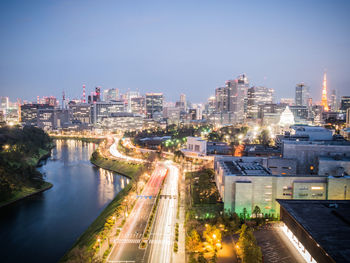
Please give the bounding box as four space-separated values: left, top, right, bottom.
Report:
0 0 349 103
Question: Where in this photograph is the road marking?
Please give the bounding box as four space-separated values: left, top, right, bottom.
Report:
115 239 141 244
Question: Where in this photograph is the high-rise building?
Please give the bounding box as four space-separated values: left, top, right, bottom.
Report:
21 103 53 126
295 83 310 106
125 91 140 112
215 74 249 123
0 97 9 111
103 88 119 102
91 101 125 124
95 87 101 102
340 96 350 111
247 86 274 119
321 73 329 111
69 103 91 124
330 89 337 111
130 97 146 115
146 93 163 119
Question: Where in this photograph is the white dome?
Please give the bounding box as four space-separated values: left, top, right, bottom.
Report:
279 106 295 127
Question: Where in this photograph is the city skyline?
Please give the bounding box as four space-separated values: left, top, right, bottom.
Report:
1 0 350 102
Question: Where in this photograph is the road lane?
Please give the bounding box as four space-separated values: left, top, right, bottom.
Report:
145 161 179 263
107 163 167 262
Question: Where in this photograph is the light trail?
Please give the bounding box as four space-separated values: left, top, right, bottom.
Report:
109 137 145 163
146 161 179 263
107 163 167 262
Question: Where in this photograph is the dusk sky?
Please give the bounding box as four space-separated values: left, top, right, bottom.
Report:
1 0 349 103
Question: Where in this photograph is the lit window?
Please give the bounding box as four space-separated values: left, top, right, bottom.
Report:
311 186 323 190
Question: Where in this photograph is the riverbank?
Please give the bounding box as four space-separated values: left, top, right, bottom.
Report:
0 182 53 208
0 126 55 207
60 149 146 262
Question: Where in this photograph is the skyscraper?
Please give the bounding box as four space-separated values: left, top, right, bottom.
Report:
146 93 163 119
247 86 274 119
215 74 249 123
330 89 337 111
295 83 310 106
321 73 329 111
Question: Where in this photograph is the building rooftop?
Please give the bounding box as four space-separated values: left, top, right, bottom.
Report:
277 199 350 263
223 160 271 176
283 140 350 146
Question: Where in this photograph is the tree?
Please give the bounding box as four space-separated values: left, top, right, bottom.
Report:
243 208 247 221
203 224 222 255
236 224 262 263
258 129 271 147
186 229 202 253
252 206 261 218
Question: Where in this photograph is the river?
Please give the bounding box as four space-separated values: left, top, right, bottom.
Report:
0 139 129 263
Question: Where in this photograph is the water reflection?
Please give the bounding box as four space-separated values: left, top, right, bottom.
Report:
0 139 127 263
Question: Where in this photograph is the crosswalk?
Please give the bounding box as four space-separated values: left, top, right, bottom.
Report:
115 239 141 244
118 233 143 239
113 237 173 245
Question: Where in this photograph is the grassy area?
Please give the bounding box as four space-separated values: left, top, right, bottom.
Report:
60 150 145 262
90 150 144 178
0 181 53 208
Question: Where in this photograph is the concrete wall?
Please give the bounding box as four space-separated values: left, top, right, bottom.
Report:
318 158 350 176
283 142 350 174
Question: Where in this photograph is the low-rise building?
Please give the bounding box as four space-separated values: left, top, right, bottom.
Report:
278 200 350 263
214 156 350 217
99 112 143 131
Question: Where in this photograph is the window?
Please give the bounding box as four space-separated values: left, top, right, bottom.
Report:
299 187 308 190
282 167 292 170
312 193 323 197
299 193 308 197
311 186 323 190
269 166 277 169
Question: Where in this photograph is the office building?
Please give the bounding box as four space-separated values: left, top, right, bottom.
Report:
247 86 274 119
330 89 337 111
295 83 310 106
99 112 143 131
289 105 309 123
282 140 350 174
103 88 119 102
130 97 146 115
215 74 249 123
280 98 294 105
146 93 163 119
214 156 350 217
21 104 53 126
69 103 91 124
91 101 125 124
0 97 9 111
340 96 350 111
163 106 180 125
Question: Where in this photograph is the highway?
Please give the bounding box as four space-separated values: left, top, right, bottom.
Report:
107 163 167 262
107 136 180 263
144 161 179 263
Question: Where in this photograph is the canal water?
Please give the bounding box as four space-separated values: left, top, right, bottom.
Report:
0 140 128 263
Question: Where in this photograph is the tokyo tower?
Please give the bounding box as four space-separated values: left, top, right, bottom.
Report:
321 72 329 111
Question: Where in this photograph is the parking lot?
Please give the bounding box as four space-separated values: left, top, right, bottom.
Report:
254 224 305 263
